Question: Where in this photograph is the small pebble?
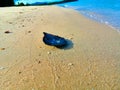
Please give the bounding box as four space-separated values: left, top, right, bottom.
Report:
38 61 41 64
22 25 25 27
19 71 22 74
4 31 11 34
68 63 73 66
28 31 31 33
19 12 23 14
0 67 5 70
0 48 5 50
47 51 51 54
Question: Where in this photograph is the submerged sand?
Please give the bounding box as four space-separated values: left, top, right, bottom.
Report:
0 6 120 90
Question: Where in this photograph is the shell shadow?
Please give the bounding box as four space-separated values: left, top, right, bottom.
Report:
56 39 74 50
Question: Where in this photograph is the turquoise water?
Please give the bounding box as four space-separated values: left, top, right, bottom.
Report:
14 0 120 31
59 0 120 31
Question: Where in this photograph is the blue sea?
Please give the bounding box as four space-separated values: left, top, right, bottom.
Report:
59 0 120 31
15 0 120 31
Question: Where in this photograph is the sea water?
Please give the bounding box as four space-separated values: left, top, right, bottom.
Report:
14 0 120 31
59 0 120 31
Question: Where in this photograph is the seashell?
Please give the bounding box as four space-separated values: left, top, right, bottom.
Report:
43 32 67 48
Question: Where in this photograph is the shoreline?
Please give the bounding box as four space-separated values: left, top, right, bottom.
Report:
0 6 120 90
60 5 120 33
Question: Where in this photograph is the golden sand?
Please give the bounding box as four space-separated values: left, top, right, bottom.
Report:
0 6 120 90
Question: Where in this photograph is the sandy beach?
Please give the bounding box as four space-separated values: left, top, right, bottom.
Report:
0 6 120 90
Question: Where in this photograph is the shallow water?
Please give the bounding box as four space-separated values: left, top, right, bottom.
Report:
59 0 120 31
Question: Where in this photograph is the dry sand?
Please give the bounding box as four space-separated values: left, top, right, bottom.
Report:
0 6 120 90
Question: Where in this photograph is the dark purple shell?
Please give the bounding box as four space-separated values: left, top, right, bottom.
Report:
43 32 67 47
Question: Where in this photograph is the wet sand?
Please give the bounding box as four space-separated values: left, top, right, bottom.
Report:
0 6 120 90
